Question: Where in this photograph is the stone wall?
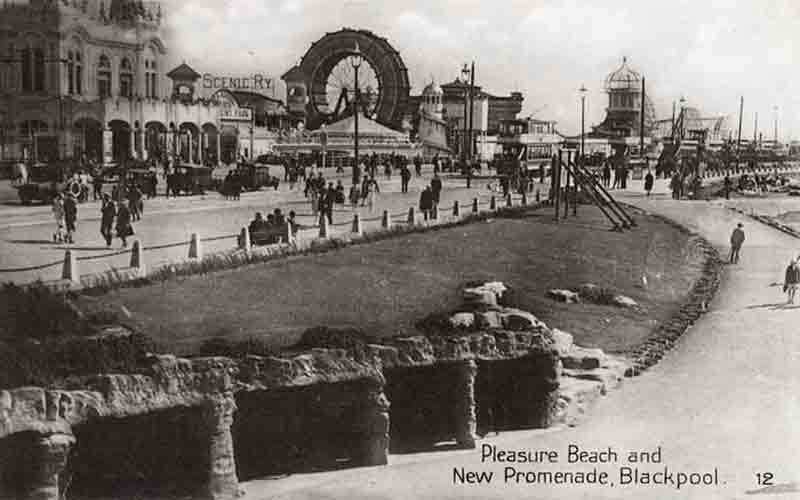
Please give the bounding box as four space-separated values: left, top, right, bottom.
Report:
0 281 631 500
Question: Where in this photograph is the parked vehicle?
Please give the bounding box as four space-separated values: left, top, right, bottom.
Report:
213 163 280 193
166 165 213 196
14 163 69 205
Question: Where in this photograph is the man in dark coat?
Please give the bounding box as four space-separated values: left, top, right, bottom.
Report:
400 165 411 193
116 202 133 248
644 170 654 197
729 223 745 264
419 186 434 221
430 174 442 207
414 155 422 177
100 194 116 247
63 193 78 244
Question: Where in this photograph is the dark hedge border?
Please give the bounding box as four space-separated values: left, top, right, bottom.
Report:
620 204 724 376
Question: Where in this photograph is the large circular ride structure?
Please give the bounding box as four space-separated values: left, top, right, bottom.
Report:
298 29 411 131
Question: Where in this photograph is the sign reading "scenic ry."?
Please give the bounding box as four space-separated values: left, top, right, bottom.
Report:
202 73 273 91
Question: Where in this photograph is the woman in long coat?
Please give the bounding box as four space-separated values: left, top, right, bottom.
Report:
100 194 116 247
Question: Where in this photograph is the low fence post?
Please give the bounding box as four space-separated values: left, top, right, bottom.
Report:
453 200 460 217
489 196 496 211
381 210 391 229
407 207 416 225
319 214 329 239
472 198 479 213
130 239 144 273
238 227 251 252
352 213 363 236
506 193 513 207
61 249 78 283
188 233 202 260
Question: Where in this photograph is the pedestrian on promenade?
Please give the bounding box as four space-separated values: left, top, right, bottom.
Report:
723 175 732 200
349 183 361 210
729 223 745 264
63 193 78 244
128 185 142 221
310 184 319 217
783 257 800 304
51 193 66 243
400 164 411 193
100 194 116 247
431 173 443 208
363 175 380 211
384 161 392 181
115 201 134 248
602 163 611 188
644 169 654 197
414 155 422 177
419 186 433 221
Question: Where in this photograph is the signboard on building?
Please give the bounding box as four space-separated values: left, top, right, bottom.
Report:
220 107 253 122
202 73 273 92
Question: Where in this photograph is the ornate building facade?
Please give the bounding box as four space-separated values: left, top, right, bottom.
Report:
0 0 225 165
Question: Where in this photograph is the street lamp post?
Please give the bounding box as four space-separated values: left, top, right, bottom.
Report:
579 85 587 167
774 106 779 144
461 64 470 164
351 43 362 186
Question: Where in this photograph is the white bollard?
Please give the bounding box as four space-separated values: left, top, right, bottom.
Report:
381 210 392 229
352 213 363 235
239 227 251 251
188 233 202 259
61 249 78 283
130 239 144 272
407 206 416 225
319 214 329 238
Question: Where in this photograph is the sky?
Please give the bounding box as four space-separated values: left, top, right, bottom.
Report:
164 0 799 139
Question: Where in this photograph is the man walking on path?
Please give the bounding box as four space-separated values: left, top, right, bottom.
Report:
729 223 745 264
419 186 433 221
400 164 411 193
63 193 78 244
783 257 800 304
100 194 116 247
430 173 442 209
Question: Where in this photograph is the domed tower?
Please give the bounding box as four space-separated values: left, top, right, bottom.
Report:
593 57 656 140
421 79 443 121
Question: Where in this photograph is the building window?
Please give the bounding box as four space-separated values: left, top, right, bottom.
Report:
67 51 75 94
75 52 82 95
33 48 45 92
119 57 132 97
20 49 32 91
97 55 111 98
145 59 158 98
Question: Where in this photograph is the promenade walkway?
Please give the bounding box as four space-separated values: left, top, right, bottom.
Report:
241 188 800 499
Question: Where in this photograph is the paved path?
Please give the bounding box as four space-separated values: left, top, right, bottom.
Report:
242 188 800 499
0 167 520 283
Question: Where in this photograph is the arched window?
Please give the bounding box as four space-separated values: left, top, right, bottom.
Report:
97 55 111 98
145 58 158 98
75 51 82 95
119 57 132 97
20 48 32 91
67 51 75 95
33 48 44 92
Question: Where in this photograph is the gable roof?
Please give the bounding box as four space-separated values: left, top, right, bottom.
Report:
167 63 201 81
313 114 407 138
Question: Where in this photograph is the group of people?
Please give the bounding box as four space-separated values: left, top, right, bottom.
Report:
99 193 135 247
51 193 79 244
418 174 443 221
729 222 800 305
248 208 299 245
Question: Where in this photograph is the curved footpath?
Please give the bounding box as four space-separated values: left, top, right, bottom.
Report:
244 186 800 500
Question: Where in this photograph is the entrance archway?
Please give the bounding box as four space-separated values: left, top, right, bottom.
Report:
201 123 219 166
178 122 200 164
73 118 103 163
145 121 167 164
108 119 132 163
220 125 239 165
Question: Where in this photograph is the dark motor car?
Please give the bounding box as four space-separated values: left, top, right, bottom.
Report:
14 163 70 204
167 165 214 195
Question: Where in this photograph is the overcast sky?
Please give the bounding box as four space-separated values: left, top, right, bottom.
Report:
164 0 799 139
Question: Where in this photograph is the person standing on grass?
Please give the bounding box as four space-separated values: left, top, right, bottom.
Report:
729 223 745 264
100 194 116 247
783 257 800 304
644 170 654 197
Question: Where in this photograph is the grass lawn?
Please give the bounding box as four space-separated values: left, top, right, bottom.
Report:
81 205 707 356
